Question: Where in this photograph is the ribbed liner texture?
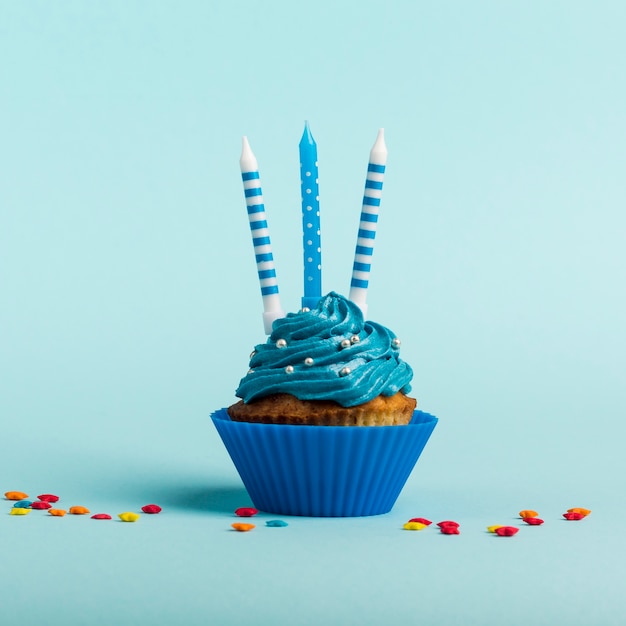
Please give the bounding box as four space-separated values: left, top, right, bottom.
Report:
211 409 438 517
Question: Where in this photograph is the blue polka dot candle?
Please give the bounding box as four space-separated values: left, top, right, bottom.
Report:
348 129 388 319
299 121 321 310
240 136 285 334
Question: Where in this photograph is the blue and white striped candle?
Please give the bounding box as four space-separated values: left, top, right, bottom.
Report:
240 136 285 334
299 121 321 310
348 128 388 319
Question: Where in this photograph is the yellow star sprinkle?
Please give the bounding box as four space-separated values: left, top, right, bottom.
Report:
487 525 503 533
10 508 31 516
118 512 140 522
403 522 427 531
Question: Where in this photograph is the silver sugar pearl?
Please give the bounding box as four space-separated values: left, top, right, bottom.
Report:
391 338 401 349
300 307 310 313
249 350 257 359
340 339 351 349
304 357 314 366
276 338 287 349
339 367 351 377
350 335 360 344
247 369 254 374
285 365 294 374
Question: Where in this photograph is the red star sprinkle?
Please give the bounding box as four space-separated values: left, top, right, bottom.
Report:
495 526 519 536
408 517 432 526
31 501 52 510
437 520 460 529
37 494 60 503
522 517 544 525
439 526 460 535
91 514 112 520
235 507 259 517
141 504 162 514
563 512 585 520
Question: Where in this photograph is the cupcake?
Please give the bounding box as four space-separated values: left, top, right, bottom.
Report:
212 293 437 517
211 126 437 517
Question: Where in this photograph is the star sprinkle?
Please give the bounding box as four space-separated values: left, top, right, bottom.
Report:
37 494 60 503
69 506 90 515
10 508 30 516
5 491 28 501
141 504 162 514
567 508 591 516
487 525 503 533
437 521 460 535
563 512 585 520
31 501 52 510
235 507 259 517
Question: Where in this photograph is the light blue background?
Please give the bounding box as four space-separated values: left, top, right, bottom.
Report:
1 1 625 624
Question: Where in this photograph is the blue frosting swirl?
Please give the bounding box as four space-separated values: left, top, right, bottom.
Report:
235 292 413 407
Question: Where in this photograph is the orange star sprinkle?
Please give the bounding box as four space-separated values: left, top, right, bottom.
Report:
69 506 90 515
5 491 28 501
567 508 591 516
232 523 255 532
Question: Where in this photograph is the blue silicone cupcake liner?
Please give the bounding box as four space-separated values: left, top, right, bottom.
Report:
211 408 438 517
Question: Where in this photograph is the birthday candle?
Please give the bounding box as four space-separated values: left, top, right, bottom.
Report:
348 129 388 319
299 121 321 310
240 136 285 334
